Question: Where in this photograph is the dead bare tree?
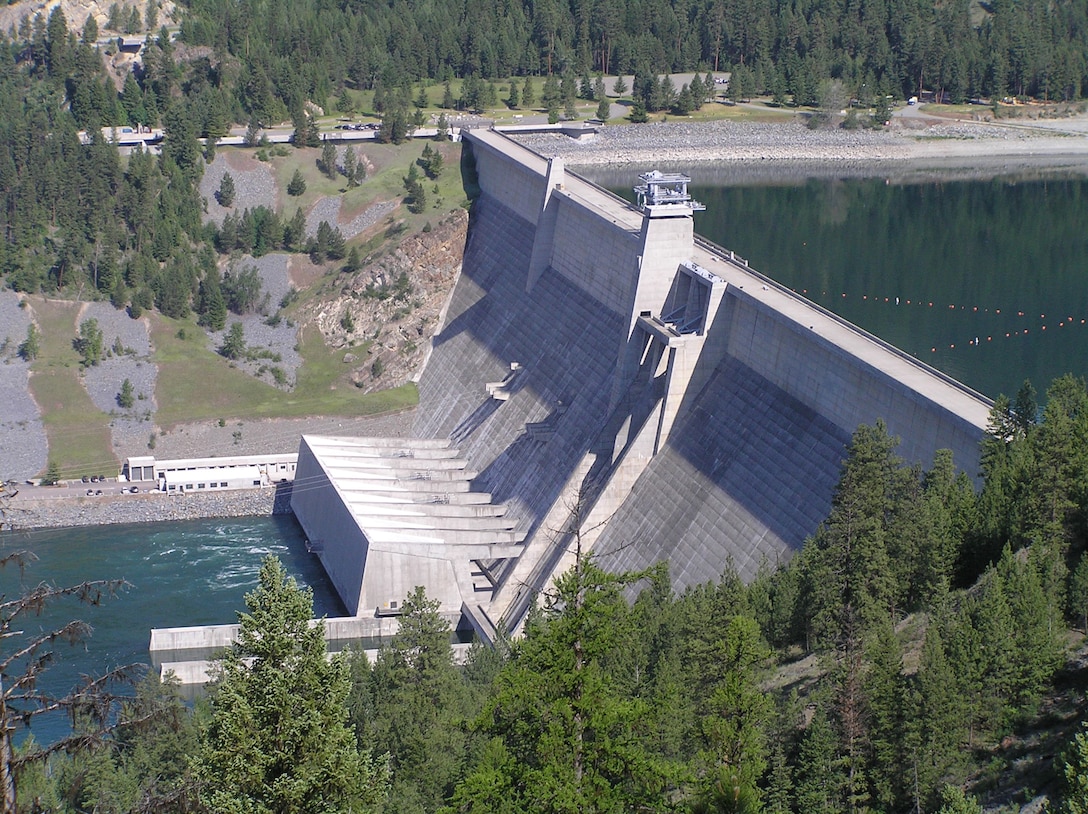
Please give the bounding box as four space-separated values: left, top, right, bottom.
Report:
0 548 140 814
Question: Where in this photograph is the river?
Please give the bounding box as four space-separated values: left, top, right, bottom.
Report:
0 516 344 744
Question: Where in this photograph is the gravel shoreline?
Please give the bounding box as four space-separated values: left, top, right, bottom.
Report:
515 118 1088 167
6 485 291 532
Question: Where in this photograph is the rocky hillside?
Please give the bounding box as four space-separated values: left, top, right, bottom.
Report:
302 209 469 393
0 0 177 37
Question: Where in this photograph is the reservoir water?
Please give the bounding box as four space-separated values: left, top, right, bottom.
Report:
0 516 345 744
591 163 1088 401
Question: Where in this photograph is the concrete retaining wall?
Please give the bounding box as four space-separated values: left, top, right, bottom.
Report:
469 136 550 225
290 439 369 615
546 193 641 314
722 289 985 474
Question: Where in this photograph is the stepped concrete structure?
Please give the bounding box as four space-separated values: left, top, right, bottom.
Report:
292 128 993 640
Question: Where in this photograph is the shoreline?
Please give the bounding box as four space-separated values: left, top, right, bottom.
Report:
3 484 294 533
514 117 1088 171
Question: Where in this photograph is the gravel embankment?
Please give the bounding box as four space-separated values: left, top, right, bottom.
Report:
306 197 398 240
76 302 159 459
0 291 47 482
515 118 1088 166
208 254 301 388
200 153 279 226
7 485 288 531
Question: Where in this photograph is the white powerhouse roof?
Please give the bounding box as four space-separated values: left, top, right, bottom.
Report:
298 436 525 558
164 465 262 484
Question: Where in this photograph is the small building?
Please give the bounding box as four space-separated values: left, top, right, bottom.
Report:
161 465 263 493
121 453 298 492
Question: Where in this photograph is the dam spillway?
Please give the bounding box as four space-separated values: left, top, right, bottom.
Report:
292 129 993 636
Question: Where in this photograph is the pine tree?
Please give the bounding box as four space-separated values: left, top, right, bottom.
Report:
802 421 900 650
937 785 984 814
196 556 390 813
343 246 361 273
674 84 694 114
338 86 354 113
219 321 246 359
354 587 469 811
216 171 235 207
77 318 104 366
508 82 519 108
522 76 535 108
342 147 359 187
693 614 772 811
197 272 227 331
690 73 706 109
320 139 338 179
18 325 40 361
244 117 261 147
435 113 450 141
117 378 135 409
287 168 307 196
910 622 969 811
560 71 576 108
596 96 610 120
794 704 847 814
864 620 908 811
612 75 628 96
659 75 677 110
284 207 307 250
1060 723 1088 814
449 551 672 811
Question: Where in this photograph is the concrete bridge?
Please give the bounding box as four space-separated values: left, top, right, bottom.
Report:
284 128 992 644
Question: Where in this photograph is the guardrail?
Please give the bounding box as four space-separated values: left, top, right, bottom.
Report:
693 233 994 407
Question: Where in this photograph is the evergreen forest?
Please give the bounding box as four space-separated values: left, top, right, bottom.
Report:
9 375 1088 812
7 1 1088 810
3 0 1088 309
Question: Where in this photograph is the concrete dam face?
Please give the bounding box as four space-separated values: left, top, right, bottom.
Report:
292 129 992 635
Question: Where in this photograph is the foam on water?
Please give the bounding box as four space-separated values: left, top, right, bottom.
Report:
0 515 344 744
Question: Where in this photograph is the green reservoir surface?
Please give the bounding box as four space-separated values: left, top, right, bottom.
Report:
592 165 1088 401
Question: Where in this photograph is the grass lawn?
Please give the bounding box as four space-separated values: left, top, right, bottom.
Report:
27 299 116 479
151 315 417 428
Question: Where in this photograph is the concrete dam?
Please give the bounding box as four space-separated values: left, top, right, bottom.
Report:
291 128 993 638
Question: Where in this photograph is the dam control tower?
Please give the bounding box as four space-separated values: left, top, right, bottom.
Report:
634 170 705 216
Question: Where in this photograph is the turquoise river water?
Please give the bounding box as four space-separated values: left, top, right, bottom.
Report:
0 516 344 743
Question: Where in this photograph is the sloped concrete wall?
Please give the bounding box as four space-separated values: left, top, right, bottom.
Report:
415 130 989 600
291 438 368 615
721 284 985 475
414 195 627 544
593 356 850 591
